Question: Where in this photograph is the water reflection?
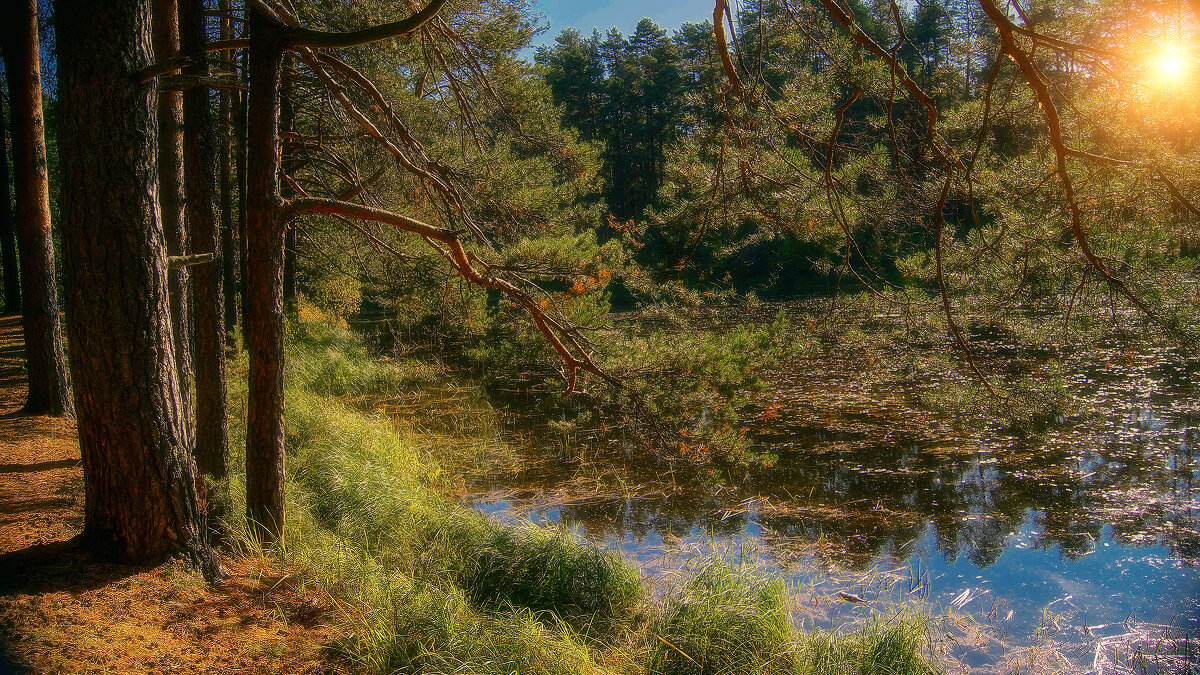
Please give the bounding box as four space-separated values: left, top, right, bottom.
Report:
370 302 1200 656
469 329 1199 573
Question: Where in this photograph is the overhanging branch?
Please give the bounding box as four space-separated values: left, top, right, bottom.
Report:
272 0 448 49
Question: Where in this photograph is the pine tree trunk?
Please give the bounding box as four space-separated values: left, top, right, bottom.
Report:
244 9 287 545
1 0 74 417
219 0 239 336
280 63 297 305
180 0 228 480
56 0 216 579
153 0 194 442
0 99 20 317
236 49 250 352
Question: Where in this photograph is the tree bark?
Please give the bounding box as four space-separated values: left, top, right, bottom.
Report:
236 47 249 352
0 99 20 317
1 0 74 417
153 0 194 442
280 60 297 305
219 0 239 336
180 0 228 480
56 0 216 579
245 9 287 545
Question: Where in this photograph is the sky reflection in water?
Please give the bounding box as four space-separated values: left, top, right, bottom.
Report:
410 301 1199 664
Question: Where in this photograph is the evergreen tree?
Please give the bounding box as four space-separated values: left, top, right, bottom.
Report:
0 98 19 316
536 29 605 140
1 0 73 417
56 0 216 578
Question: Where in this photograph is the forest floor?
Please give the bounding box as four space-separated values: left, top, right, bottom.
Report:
0 315 353 674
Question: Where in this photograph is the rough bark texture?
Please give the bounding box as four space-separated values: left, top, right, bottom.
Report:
220 93 240 335
0 100 20 317
219 0 239 336
1 0 74 417
236 49 249 351
56 0 216 578
180 0 229 480
245 9 287 545
280 64 297 305
153 0 194 442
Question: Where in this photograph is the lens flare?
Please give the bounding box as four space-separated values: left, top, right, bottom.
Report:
1153 43 1190 83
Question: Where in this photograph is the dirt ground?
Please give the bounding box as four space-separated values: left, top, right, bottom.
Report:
0 315 354 674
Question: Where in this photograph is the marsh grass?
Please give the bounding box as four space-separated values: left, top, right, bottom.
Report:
795 611 941 675
224 312 642 673
649 560 795 675
221 310 944 675
420 510 644 625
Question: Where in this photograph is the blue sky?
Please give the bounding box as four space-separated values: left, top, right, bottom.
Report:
527 0 716 49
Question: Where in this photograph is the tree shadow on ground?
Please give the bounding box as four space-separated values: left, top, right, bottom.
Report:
0 536 154 597
0 459 80 474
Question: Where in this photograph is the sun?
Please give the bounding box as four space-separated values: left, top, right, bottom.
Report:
1153 43 1190 84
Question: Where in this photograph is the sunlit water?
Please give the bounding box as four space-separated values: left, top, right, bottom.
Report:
367 301 1200 672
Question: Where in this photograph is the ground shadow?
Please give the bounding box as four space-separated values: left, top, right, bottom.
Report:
0 537 152 597
0 460 80 475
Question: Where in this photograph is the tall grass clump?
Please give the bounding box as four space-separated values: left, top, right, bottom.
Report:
336 582 612 675
795 610 940 675
648 560 795 675
419 509 643 625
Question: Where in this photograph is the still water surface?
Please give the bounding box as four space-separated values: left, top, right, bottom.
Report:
376 301 1200 670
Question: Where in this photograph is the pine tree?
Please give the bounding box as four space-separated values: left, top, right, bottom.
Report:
1 0 74 417
56 0 216 579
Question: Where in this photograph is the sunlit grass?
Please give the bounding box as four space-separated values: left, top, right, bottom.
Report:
220 309 944 675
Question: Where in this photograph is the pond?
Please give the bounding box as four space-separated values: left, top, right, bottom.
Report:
370 300 1200 673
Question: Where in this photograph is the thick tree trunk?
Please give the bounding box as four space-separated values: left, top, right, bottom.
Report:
0 100 20 317
56 0 216 579
245 9 287 545
180 0 228 480
1 0 73 417
153 0 194 441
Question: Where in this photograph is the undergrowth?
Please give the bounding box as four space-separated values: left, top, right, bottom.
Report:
220 308 945 675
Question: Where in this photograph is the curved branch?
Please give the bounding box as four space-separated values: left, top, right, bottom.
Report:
284 196 615 392
284 196 457 244
979 0 1164 326
817 0 946 161
275 0 448 49
713 0 743 99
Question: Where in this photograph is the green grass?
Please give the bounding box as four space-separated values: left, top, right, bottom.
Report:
419 509 643 625
648 560 795 675
794 611 940 675
221 309 944 675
